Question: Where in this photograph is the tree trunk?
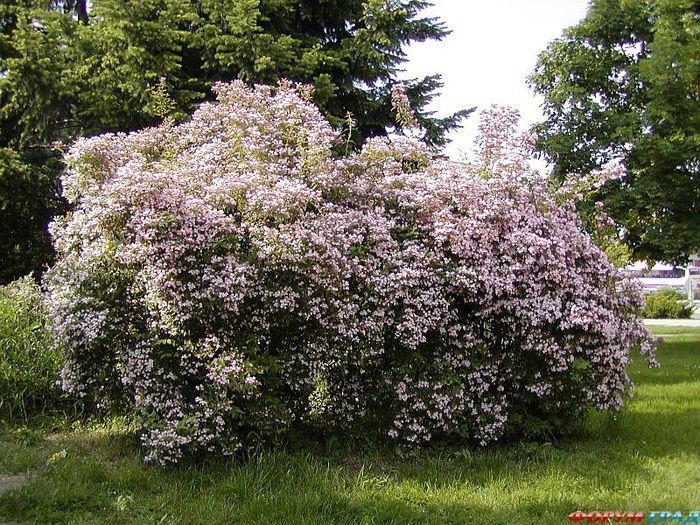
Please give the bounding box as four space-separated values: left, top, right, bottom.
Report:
77 0 87 24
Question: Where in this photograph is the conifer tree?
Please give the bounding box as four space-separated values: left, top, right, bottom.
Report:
0 0 467 282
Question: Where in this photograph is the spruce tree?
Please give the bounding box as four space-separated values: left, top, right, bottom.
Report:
0 0 467 282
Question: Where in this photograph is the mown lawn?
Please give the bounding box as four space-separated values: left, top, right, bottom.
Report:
1 327 699 524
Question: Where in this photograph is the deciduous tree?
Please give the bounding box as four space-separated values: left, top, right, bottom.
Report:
530 0 700 264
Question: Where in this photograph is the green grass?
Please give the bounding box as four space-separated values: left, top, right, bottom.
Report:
1 327 699 524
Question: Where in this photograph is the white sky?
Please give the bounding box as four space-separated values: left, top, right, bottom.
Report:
402 0 590 159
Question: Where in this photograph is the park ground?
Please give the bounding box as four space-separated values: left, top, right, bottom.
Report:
0 326 698 524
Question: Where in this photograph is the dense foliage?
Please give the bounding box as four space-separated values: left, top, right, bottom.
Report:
0 276 65 422
46 81 656 465
530 0 700 264
0 148 67 284
0 0 468 283
640 288 693 319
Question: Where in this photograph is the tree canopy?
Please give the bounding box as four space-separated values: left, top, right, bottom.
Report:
0 0 468 283
530 0 700 264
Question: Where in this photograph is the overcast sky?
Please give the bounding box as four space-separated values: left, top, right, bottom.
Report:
402 0 590 159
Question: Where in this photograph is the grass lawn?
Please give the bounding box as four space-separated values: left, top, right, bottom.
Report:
1 326 698 524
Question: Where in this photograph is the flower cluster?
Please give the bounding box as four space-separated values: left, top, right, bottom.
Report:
390 84 418 129
45 81 656 464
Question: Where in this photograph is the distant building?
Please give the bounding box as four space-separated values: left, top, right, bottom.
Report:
626 254 700 300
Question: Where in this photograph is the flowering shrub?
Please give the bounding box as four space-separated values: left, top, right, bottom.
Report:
46 81 656 464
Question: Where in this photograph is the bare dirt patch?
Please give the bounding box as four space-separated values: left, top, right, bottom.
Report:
0 472 31 495
0 471 34 524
